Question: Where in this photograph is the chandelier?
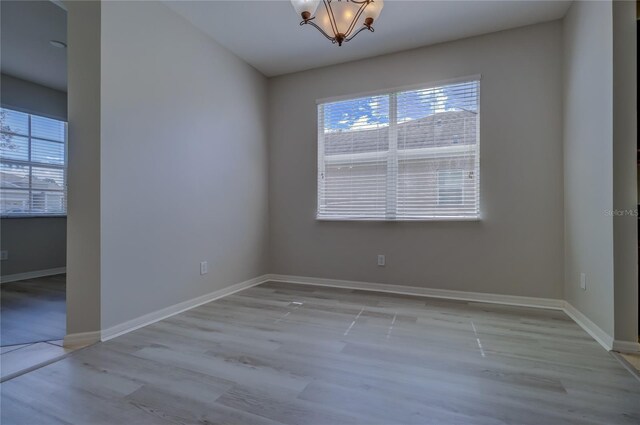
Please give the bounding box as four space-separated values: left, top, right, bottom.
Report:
291 0 384 46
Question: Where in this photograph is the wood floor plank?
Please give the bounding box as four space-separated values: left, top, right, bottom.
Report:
0 342 73 382
0 343 31 354
216 384 363 425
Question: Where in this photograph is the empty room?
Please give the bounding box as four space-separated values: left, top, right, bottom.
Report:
0 0 638 424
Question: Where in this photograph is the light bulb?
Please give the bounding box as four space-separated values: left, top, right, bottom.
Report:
316 1 362 37
364 0 384 25
291 0 321 19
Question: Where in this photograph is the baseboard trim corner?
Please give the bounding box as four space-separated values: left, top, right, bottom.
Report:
265 274 565 310
1 267 66 284
562 301 614 351
266 275 626 352
100 274 270 342
612 340 640 354
63 330 100 348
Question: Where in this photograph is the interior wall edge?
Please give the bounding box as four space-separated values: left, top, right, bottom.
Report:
561 0 616 339
611 0 639 343
65 0 102 336
62 330 100 348
563 300 614 351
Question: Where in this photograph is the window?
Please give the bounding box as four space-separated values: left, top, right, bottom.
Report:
437 169 464 206
317 79 480 220
0 108 67 216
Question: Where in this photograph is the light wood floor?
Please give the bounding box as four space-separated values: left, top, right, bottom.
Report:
1 281 638 425
1 274 66 346
0 339 75 383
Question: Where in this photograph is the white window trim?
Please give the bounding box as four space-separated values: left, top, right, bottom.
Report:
317 76 481 222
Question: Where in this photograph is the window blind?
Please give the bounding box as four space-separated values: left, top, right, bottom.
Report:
0 108 67 216
317 79 479 220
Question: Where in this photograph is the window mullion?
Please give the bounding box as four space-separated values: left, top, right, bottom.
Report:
64 123 68 213
28 114 32 214
386 93 398 220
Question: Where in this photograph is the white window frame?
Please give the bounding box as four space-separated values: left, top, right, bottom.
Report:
317 75 480 222
0 108 68 218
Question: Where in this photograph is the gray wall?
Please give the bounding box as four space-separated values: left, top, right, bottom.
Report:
612 0 638 343
99 1 269 329
268 22 564 299
0 217 66 276
65 0 102 335
0 74 67 277
562 0 615 337
0 73 66 120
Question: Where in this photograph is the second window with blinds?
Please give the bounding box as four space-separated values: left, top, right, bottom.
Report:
317 79 480 221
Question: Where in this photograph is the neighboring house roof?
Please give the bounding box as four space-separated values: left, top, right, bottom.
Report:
0 169 63 190
325 110 477 155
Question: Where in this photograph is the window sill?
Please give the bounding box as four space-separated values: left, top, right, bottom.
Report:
316 216 481 222
1 215 67 219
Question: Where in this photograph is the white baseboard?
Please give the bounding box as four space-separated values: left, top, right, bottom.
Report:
265 274 565 310
267 274 630 353
562 301 614 351
63 330 100 348
612 340 640 354
63 273 632 357
1 267 66 284
100 274 270 342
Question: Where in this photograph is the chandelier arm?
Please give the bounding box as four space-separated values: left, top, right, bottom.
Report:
344 25 374 42
299 15 316 26
301 19 338 42
344 0 370 38
323 0 340 39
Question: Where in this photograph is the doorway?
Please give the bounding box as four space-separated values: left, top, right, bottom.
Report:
0 0 69 379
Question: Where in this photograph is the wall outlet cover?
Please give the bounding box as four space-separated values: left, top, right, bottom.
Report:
0 251 8 261
377 254 385 266
200 261 208 275
580 273 586 290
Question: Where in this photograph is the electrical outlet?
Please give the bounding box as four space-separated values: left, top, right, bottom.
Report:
0 250 7 261
200 261 208 275
377 254 385 266
580 273 586 290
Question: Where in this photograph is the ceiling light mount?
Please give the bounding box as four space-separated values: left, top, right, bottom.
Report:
292 0 383 46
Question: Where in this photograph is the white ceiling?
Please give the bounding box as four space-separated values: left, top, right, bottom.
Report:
165 0 572 77
0 1 571 90
1 0 67 91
